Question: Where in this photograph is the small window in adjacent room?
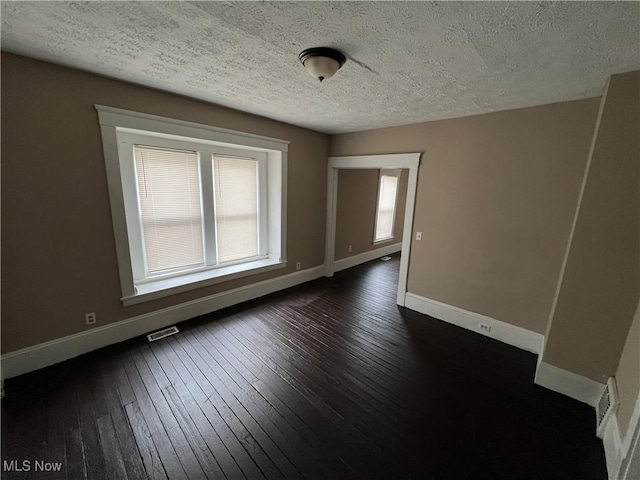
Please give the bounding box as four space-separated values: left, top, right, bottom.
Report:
373 169 401 244
96 106 287 305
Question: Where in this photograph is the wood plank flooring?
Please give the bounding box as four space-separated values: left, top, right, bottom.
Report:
1 254 607 479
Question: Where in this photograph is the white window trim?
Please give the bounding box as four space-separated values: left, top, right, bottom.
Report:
96 105 288 306
373 169 401 245
119 131 269 279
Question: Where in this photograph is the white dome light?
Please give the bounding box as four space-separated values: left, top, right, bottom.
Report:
299 47 346 82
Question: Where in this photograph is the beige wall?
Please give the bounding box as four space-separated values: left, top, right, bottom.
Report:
4 50 632 395
543 71 640 382
335 169 408 261
331 98 600 334
1 53 329 353
616 300 640 438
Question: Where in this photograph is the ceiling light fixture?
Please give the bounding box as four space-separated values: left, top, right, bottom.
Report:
298 47 346 82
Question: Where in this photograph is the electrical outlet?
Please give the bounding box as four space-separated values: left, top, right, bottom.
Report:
416 232 423 241
348 245 353 252
85 312 97 326
296 261 301 270
479 322 491 332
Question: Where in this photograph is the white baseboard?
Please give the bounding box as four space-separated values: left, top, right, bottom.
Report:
603 394 640 479
604 414 624 478
534 361 604 407
332 243 402 274
620 413 640 480
404 293 544 354
1 266 325 382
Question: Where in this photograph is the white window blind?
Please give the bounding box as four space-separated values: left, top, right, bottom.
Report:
374 174 399 241
214 156 259 263
135 146 204 274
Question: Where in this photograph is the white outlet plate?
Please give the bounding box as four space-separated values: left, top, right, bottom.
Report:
348 245 352 252
295 262 301 270
416 232 423 241
479 322 491 332
85 312 97 325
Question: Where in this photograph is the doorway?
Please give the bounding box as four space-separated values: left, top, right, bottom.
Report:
324 153 421 306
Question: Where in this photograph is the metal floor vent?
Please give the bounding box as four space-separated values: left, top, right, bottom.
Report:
380 256 392 261
596 377 618 438
147 326 179 342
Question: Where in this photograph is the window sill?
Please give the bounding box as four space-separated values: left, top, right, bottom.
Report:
122 258 287 306
373 236 395 246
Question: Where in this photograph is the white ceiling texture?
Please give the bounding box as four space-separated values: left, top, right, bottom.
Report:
2 1 639 134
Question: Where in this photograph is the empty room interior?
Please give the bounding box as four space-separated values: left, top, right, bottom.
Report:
1 2 639 479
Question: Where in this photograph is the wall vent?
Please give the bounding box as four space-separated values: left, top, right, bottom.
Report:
596 376 618 438
147 326 179 342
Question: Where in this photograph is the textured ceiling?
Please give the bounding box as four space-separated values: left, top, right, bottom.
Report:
2 1 639 134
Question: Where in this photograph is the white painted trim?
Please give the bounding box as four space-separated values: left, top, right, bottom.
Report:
620 406 640 480
328 154 420 169
404 293 544 354
0 266 325 382
124 260 287 306
398 164 419 307
534 362 605 407
603 393 640 480
622 394 640 465
332 243 402 274
613 413 625 459
604 414 624 479
95 105 289 152
592 379 640 480
100 124 137 297
597 377 620 439
372 237 395 246
96 105 287 304
324 153 421 308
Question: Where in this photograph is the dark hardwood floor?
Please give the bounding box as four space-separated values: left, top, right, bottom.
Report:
1 253 607 479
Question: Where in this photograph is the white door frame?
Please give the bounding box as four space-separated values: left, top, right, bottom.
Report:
324 153 421 306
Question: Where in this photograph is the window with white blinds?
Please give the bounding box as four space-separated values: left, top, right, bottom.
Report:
97 106 287 304
135 146 204 274
117 132 269 284
374 171 400 242
214 156 259 263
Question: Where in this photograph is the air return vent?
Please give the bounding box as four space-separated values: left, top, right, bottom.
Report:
596 377 618 438
147 326 179 342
